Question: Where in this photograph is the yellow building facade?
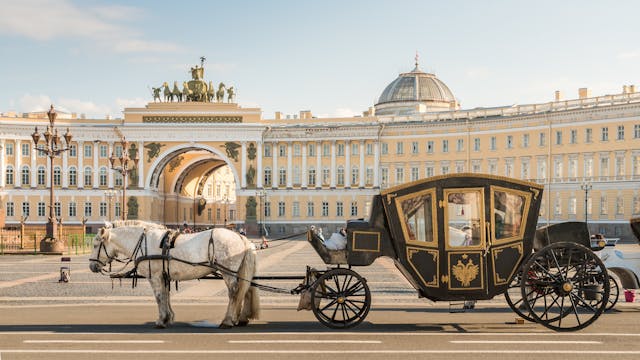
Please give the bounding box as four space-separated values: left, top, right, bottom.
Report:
1 63 639 240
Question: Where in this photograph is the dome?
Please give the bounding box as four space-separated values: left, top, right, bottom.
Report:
374 61 458 116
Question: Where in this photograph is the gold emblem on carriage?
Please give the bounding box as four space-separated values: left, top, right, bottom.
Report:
451 254 479 287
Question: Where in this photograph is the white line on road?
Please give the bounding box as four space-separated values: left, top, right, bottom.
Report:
1 350 640 354
24 340 165 344
228 340 382 344
450 340 602 344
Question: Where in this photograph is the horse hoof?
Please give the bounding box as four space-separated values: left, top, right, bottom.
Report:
219 323 233 329
237 320 249 327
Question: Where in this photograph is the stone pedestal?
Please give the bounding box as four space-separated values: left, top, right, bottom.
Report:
40 238 65 254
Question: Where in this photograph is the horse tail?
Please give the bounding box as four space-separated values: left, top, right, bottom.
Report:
236 235 260 319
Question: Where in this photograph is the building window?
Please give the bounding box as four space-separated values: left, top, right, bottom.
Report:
380 167 389 186
616 196 624 215
634 124 640 138
381 143 388 155
115 203 121 218
538 158 547 180
100 145 108 158
279 144 286 157
22 202 29 217
307 202 314 217
490 136 497 150
6 166 14 185
322 167 330 185
506 135 513 149
264 168 272 187
337 143 345 156
337 166 345 186
292 201 300 217
366 167 373 185
84 166 92 187
293 143 301 156
351 166 359 185
568 197 576 215
6 202 14 217
308 167 316 187
411 167 419 181
427 141 434 154
442 140 448 153
601 127 609 141
5 143 14 156
633 155 640 177
54 202 61 218
472 163 481 173
21 143 30 157
293 165 301 185
351 143 358 156
395 167 404 184
38 202 45 217
278 201 285 217
84 144 92 157
36 144 45 158
570 129 577 144
426 166 434 178
600 196 608 215
553 158 563 181
53 167 61 186
584 157 593 179
539 132 546 146
617 125 625 140
521 160 530 179
322 201 329 217
308 143 315 156
85 202 92 217
633 196 640 215
279 168 286 186
600 157 609 180
568 158 577 180
554 198 562 215
99 167 108 186
264 202 271 217
336 201 344 217
115 172 123 187
522 134 529 148
586 128 593 143
264 144 271 157
69 202 76 217
411 141 419 154
616 156 625 179
100 202 107 217
456 139 464 152
21 166 30 186
396 142 404 155
555 131 562 145
350 201 358 217
69 144 77 157
474 138 480 151
505 159 514 177
366 143 373 155
323 143 330 156
69 167 77 186
441 165 449 175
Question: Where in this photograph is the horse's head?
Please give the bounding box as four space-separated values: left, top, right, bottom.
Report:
89 222 116 273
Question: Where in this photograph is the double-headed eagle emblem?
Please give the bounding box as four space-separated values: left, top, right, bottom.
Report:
452 256 479 287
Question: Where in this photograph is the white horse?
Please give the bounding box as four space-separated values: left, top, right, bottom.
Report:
89 220 260 328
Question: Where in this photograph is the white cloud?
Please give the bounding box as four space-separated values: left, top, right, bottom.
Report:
617 50 640 60
17 94 53 112
14 93 116 118
333 108 360 118
115 97 147 110
0 0 182 54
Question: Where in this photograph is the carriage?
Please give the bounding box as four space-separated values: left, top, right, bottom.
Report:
304 174 610 331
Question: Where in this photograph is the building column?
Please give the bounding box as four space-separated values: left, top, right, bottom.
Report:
137 141 144 189
272 141 278 189
0 139 5 187
301 141 307 188
345 140 351 188
359 140 365 187
374 141 380 187
77 141 84 189
316 141 321 188
62 149 68 188
330 140 336 188
108 142 114 188
93 141 99 188
241 141 247 189
31 143 37 188
286 142 292 188
257 141 263 188
14 141 21 187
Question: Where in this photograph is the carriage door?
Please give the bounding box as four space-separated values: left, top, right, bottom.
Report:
442 188 488 294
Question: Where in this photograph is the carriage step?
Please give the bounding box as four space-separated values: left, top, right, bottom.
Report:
448 300 476 313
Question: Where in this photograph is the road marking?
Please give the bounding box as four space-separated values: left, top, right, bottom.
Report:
451 340 602 344
1 350 640 354
228 340 382 344
24 340 165 344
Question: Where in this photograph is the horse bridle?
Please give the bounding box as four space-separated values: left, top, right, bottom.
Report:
89 232 119 269
90 229 149 275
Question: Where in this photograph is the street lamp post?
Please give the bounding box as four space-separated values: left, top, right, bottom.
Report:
104 189 116 222
109 137 139 221
581 181 592 225
256 189 266 236
31 105 73 253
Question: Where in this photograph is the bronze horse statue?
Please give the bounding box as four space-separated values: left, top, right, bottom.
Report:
216 82 226 102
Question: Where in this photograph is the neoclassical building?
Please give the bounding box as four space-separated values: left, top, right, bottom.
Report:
1 61 639 240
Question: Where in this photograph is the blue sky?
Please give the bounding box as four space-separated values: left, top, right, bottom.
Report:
0 0 638 119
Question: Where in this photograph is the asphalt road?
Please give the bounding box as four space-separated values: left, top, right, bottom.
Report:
1 239 640 359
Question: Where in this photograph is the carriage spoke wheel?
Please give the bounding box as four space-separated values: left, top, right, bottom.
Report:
310 268 371 329
580 272 619 312
521 242 609 331
504 269 536 323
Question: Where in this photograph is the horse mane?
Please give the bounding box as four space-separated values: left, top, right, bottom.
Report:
110 220 167 229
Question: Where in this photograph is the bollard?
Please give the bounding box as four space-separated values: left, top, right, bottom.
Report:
59 256 71 283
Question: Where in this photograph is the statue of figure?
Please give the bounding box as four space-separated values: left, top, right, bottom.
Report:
182 81 193 102
162 82 173 102
216 82 226 102
152 87 161 102
190 65 204 80
247 143 257 160
245 196 257 218
246 164 256 186
172 81 182 102
227 86 235 103
207 81 215 102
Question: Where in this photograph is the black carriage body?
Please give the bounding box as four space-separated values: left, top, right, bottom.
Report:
631 217 640 243
379 174 543 301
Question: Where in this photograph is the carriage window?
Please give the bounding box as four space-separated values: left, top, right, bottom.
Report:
493 189 527 241
446 190 482 247
398 190 436 244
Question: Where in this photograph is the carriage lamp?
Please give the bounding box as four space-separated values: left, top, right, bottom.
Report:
109 136 139 220
31 105 73 253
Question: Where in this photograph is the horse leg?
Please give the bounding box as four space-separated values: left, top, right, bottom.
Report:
238 286 260 326
219 275 238 328
148 269 172 328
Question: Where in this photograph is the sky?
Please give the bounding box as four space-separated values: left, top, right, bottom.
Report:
0 0 639 120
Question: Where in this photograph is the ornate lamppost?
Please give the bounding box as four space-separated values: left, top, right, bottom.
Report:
581 181 593 225
109 137 139 221
104 189 117 222
31 105 72 253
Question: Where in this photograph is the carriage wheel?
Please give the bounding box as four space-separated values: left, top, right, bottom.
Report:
521 242 609 331
579 272 619 312
504 270 536 323
310 268 371 329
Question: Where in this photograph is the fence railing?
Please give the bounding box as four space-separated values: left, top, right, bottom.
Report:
0 231 95 255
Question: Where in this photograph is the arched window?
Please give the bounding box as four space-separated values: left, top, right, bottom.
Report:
5 166 14 185
84 166 92 187
308 167 316 187
279 167 286 186
115 171 123 187
264 167 272 187
21 165 30 186
351 165 359 185
69 167 77 186
53 166 61 186
337 166 344 186
37 166 46 186
99 167 108 186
